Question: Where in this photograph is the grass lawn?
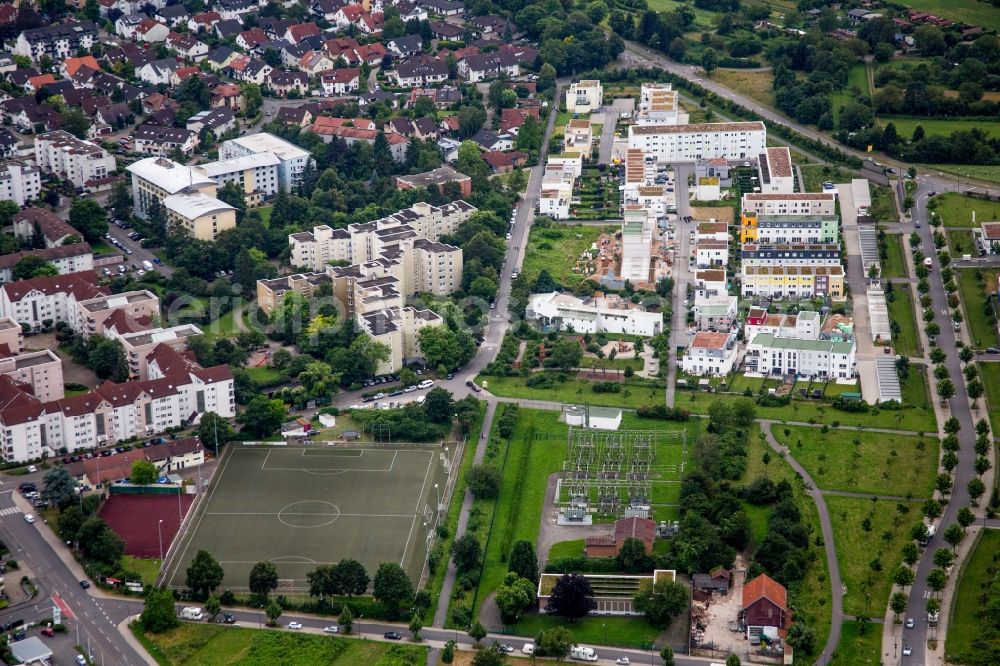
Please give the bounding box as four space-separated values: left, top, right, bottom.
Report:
881 234 907 277
920 163 1000 185
711 69 775 107
645 0 717 27
800 164 855 193
831 65 870 124
743 426 831 662
887 285 920 357
578 356 644 371
522 223 616 290
422 403 483 624
872 184 899 223
245 365 286 387
681 377 937 432
930 192 1000 228
829 620 882 666
122 556 161 588
900 364 933 420
977 362 1000 435
948 229 977 259
133 623 427 666
827 496 921 617
548 539 585 560
945 529 1000 661
772 425 938 498
254 206 273 226
956 268 1000 349
477 374 665 409
210 306 251 336
881 117 1000 139
503 614 663 649
899 0 1000 31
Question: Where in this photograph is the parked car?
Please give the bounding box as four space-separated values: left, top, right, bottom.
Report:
902 644 912 656
23 514 35 524
323 625 339 634
384 631 402 640
287 621 302 630
79 580 90 589
905 617 914 629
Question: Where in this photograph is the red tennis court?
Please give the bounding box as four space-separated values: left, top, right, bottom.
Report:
99 493 195 559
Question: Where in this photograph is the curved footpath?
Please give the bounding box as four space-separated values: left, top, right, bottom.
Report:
760 421 844 666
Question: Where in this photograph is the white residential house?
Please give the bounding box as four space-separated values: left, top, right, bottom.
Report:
680 331 738 376
565 79 602 113
34 131 116 189
0 160 40 206
745 333 856 379
628 122 767 163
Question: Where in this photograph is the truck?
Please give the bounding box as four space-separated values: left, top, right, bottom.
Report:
180 607 204 621
570 646 598 662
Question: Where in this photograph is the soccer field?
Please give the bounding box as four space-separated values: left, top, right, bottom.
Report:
165 444 446 593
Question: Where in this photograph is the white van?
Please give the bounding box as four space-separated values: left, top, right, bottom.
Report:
180 607 204 621
417 379 433 390
142 260 154 271
522 644 535 655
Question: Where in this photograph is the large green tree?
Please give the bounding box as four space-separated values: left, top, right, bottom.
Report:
633 579 689 627
12 255 58 280
372 562 414 619
196 412 234 453
186 549 225 599
495 572 536 623
130 460 158 486
42 467 77 508
545 573 595 621
423 387 454 423
68 199 107 243
248 560 279 597
416 326 476 372
141 588 181 633
237 396 286 437
508 540 539 584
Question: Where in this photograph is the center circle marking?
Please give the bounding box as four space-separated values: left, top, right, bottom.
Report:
277 500 341 528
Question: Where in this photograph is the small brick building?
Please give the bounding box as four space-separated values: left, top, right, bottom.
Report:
584 516 656 558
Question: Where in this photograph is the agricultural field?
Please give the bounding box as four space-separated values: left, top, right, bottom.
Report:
521 223 616 290
772 425 938 498
900 0 1000 33
134 624 426 666
882 117 1000 139
827 496 922 617
956 268 1000 349
945 529 1000 661
930 192 1000 228
711 69 775 107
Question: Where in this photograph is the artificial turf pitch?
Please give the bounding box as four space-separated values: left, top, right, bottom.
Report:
165 444 444 592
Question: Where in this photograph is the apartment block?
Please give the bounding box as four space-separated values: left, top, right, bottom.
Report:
70 290 160 336
526 291 663 336
745 333 856 379
358 306 443 375
741 243 841 267
0 244 93 283
194 152 281 206
0 272 106 331
539 162 576 220
565 80 602 114
127 157 217 219
0 347 234 463
636 83 682 125
741 214 840 244
621 206 653 282
740 265 845 300
163 191 237 241
0 160 40 205
14 22 98 62
0 349 63 402
756 147 794 194
34 131 116 189
256 272 331 315
628 122 766 163
111 324 204 379
218 132 311 193
680 331 738 376
0 317 24 354
741 192 836 217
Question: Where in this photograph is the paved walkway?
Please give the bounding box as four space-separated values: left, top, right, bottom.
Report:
760 421 843 665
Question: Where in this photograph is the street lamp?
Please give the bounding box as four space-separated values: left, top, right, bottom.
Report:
157 519 164 562
434 483 440 513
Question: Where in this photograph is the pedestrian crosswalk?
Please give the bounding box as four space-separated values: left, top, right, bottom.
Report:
0 506 22 516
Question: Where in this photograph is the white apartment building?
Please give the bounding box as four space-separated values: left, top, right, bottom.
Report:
219 133 312 193
0 273 106 331
539 162 576 220
194 153 282 205
741 193 836 216
565 80 602 114
0 346 234 464
288 201 476 271
34 131 115 190
681 331 738 376
358 306 443 376
527 291 663 337
637 83 683 125
757 147 794 194
111 324 204 379
628 122 766 163
621 206 653 282
0 244 94 283
0 160 40 206
13 22 98 62
745 333 856 379
695 240 728 268
743 308 821 344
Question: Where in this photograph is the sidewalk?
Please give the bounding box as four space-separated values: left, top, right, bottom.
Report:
116 616 157 666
